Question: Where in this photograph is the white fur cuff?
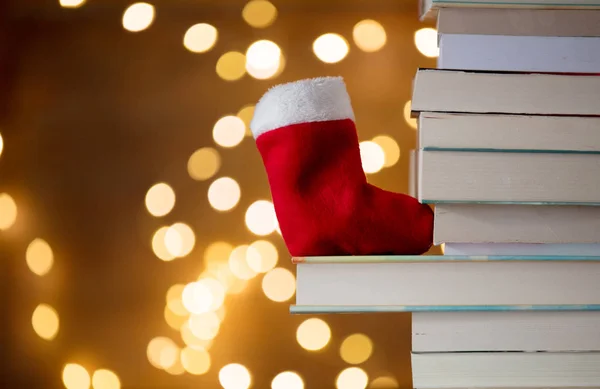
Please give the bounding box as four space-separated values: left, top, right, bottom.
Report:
250 76 355 139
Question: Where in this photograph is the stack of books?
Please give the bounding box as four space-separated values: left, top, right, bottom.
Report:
410 1 600 388
291 1 600 388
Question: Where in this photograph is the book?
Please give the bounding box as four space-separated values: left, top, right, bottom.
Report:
293 257 600 308
434 203 600 244
444 243 600 256
437 8 600 37
418 150 600 204
412 352 600 388
420 0 600 21
411 69 600 116
412 311 600 352
409 149 419 198
438 34 600 72
418 112 600 153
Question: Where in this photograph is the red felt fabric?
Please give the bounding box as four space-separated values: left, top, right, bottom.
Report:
255 118 434 257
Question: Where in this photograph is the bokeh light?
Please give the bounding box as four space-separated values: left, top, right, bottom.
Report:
313 33 349 63
337 367 369 389
147 337 179 369
245 40 283 80
296 318 331 351
262 267 296 302
0 193 17 230
122 2 155 32
145 183 175 217
59 0 86 8
272 371 304 389
353 20 387 52
242 0 278 28
237 105 256 137
91 369 121 389
31 303 60 341
372 135 401 168
62 364 91 389
245 200 277 236
165 222 196 258
164 305 188 330
216 51 247 81
166 284 187 314
414 27 439 58
165 358 186 376
180 321 214 350
208 177 241 211
370 376 399 388
189 312 220 340
152 226 175 261
219 363 252 389
26 238 54 276
181 346 211 375
182 281 213 314
187 147 221 181
403 100 417 129
213 116 246 148
228 245 258 280
204 241 234 270
340 333 374 364
359 141 385 174
247 240 278 273
184 23 218 53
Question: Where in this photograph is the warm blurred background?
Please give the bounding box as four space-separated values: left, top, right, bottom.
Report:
0 0 440 388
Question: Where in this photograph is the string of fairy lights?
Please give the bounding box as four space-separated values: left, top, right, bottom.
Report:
0 1 440 389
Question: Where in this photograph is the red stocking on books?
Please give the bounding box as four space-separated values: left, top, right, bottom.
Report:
250 76 434 257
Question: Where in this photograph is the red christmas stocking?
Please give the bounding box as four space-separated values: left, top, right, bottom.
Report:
250 76 434 257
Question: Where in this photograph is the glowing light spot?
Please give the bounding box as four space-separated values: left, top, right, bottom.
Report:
353 20 387 52
414 27 439 58
165 222 195 258
245 40 284 80
147 337 178 369
245 200 277 236
31 304 59 341
208 177 241 212
206 263 247 295
262 267 295 302
188 147 221 181
184 23 218 53
204 241 234 270
145 183 175 217
340 333 374 364
372 135 400 168
313 33 349 63
122 2 155 32
242 0 277 28
213 116 246 148
165 359 185 376
166 284 188 316
403 101 417 130
91 370 121 389
26 238 54 276
228 245 258 280
0 193 17 230
0 132 3 157
62 364 91 389
337 367 369 389
182 281 213 314
237 105 255 136
180 321 214 350
359 141 385 174
189 312 220 340
181 346 211 375
272 371 304 389
152 226 174 261
296 318 331 351
247 240 278 273
59 0 86 8
219 363 252 389
370 376 399 388
216 51 246 81
164 305 188 331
